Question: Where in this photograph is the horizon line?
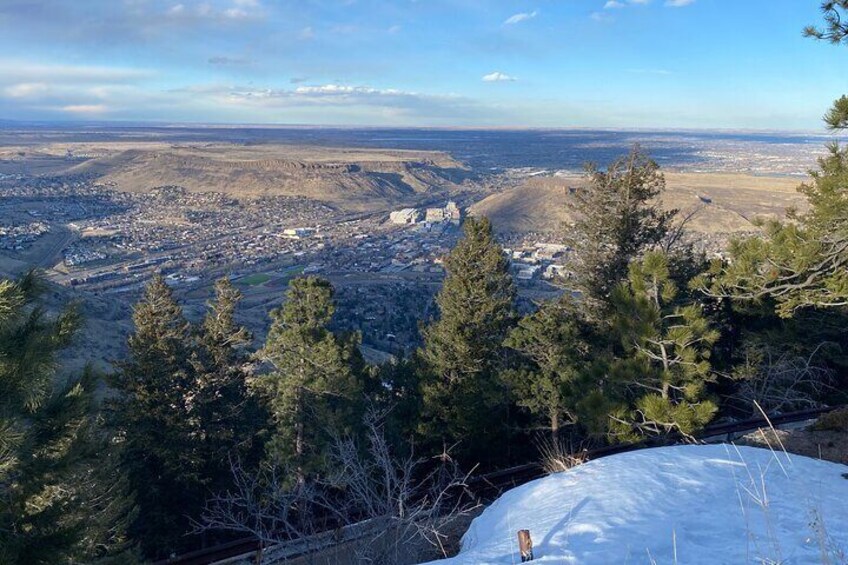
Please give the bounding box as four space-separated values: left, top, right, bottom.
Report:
0 118 843 137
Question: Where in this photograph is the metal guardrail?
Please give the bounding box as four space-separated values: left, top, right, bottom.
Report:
157 404 842 565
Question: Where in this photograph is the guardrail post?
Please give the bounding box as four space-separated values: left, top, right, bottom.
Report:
518 529 534 562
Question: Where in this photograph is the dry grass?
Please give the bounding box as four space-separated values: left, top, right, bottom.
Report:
536 436 588 475
813 408 848 433
471 172 807 235
726 403 847 564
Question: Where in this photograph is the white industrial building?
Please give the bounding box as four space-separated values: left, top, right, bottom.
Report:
282 227 315 239
424 200 462 224
389 208 422 225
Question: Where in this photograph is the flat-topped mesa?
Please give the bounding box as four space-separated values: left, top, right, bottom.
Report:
62 144 471 212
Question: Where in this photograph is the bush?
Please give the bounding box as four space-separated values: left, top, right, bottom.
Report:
813 408 848 432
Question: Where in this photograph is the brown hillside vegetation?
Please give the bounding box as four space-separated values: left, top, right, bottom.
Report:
3 142 472 212
470 172 806 234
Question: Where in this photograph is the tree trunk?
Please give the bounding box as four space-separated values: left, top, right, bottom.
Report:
295 392 305 486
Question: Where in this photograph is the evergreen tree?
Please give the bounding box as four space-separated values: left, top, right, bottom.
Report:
609 251 719 441
254 276 363 482
503 297 589 442
563 146 676 311
709 3 848 315
372 357 422 455
804 1 848 46
705 143 848 316
110 275 203 558
419 217 517 465
190 278 262 492
0 273 134 563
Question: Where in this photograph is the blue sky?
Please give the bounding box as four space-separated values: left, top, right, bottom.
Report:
1 0 846 129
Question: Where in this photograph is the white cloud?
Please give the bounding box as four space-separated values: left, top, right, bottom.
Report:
195 83 466 107
61 104 109 114
299 26 315 40
223 8 250 19
0 60 153 84
208 55 252 66
387 24 401 34
165 0 263 23
175 82 490 123
3 83 50 98
603 0 650 12
665 0 694 6
0 61 158 118
482 72 516 82
606 0 650 8
504 10 537 25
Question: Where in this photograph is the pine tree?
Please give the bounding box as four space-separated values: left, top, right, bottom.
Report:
190 278 262 492
419 217 517 464
0 273 134 563
503 298 589 442
709 3 848 314
804 1 848 47
254 276 363 482
806 1 848 136
609 251 719 441
705 143 848 317
371 357 422 455
110 275 203 558
563 146 676 312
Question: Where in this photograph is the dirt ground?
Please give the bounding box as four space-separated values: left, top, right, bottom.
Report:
738 424 848 466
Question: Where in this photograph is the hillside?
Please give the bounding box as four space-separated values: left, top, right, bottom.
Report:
470 172 806 235
49 143 472 212
430 444 848 564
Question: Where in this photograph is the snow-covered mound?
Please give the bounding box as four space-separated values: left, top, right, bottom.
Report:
432 444 848 564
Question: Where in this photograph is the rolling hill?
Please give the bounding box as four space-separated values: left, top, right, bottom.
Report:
469 172 807 235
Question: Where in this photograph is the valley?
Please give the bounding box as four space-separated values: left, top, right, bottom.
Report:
0 127 823 373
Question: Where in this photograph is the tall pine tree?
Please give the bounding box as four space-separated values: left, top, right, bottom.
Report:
190 278 262 493
563 146 675 312
254 276 363 482
609 251 719 441
503 297 589 443
0 272 134 564
419 217 517 466
110 275 203 558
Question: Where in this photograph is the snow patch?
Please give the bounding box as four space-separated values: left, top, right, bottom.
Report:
427 444 848 564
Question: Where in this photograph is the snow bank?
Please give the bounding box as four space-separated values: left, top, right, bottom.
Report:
429 444 848 564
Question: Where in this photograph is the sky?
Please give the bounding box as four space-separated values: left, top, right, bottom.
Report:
1 0 847 129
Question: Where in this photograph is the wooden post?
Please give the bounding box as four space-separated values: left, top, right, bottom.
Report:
517 529 534 562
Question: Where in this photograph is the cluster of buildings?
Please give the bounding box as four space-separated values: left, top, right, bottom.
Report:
57 187 337 288
504 242 570 282
0 221 50 251
388 200 463 226
63 244 107 266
